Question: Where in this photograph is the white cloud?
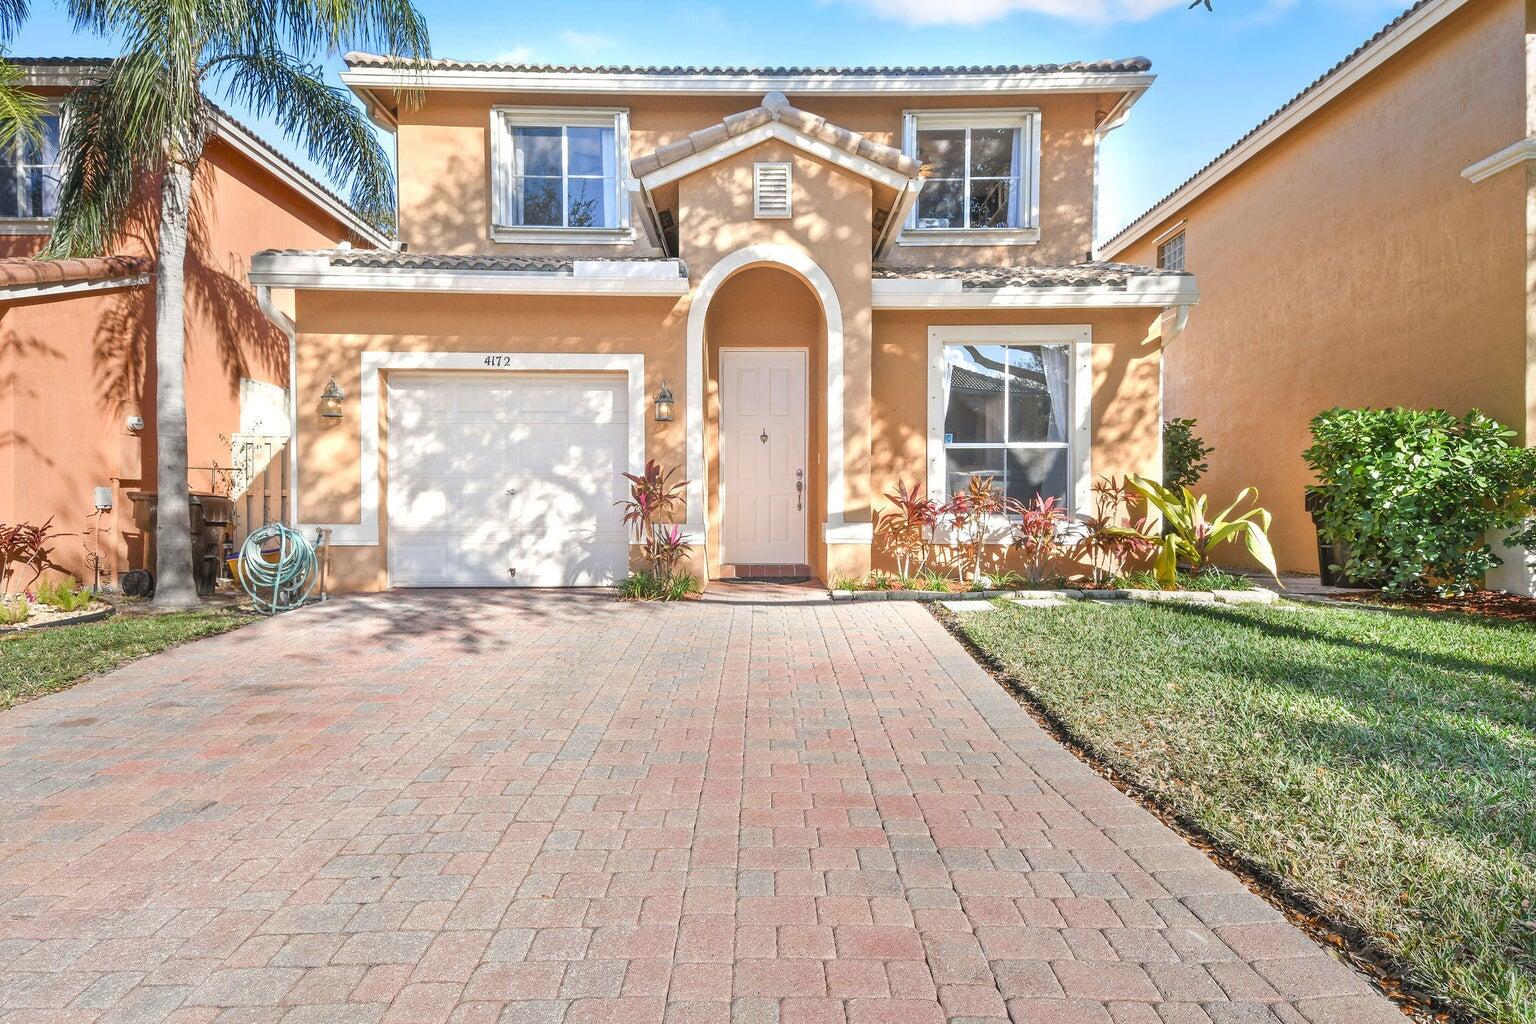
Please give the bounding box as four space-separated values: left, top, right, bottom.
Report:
560 30 617 54
492 45 537 64
839 0 1186 27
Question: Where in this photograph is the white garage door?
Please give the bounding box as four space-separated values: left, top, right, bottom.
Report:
387 372 630 587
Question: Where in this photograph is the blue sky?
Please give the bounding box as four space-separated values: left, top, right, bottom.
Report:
10 0 1409 243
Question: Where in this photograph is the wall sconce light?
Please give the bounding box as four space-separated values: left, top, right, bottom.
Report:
319 377 346 420
653 381 675 422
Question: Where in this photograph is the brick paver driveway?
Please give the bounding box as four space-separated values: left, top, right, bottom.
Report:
0 592 1399 1024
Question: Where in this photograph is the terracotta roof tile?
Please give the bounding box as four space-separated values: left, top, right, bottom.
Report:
873 261 1188 290
0 256 150 289
632 91 920 179
259 249 688 275
343 53 1153 76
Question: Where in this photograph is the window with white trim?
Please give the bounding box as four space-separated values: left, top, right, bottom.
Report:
0 113 61 220
1157 231 1186 272
929 325 1092 514
491 108 627 236
903 109 1038 239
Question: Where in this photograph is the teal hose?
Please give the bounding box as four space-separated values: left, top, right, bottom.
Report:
239 523 318 615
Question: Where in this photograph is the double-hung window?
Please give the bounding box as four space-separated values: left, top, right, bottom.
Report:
903 109 1039 244
491 108 629 240
929 326 1091 514
0 112 62 223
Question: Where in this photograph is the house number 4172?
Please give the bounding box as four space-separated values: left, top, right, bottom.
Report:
483 355 514 368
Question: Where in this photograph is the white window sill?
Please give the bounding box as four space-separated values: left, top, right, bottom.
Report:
490 225 635 245
899 227 1040 247
927 513 1085 548
0 217 53 235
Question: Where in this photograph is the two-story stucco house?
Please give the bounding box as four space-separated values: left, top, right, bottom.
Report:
251 56 1199 591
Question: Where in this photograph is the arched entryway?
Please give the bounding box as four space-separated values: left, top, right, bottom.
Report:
685 244 844 582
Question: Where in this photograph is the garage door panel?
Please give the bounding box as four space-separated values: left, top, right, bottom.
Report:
387 372 629 588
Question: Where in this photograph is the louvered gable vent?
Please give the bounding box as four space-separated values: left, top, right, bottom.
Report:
753 162 792 219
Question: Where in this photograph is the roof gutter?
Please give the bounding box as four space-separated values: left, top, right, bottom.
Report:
871 275 1199 309
249 251 690 296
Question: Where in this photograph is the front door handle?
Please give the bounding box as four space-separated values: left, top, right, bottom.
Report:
796 469 804 511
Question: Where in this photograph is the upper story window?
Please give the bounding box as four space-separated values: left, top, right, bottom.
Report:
1157 230 1186 272
902 109 1039 246
0 113 62 222
490 107 630 242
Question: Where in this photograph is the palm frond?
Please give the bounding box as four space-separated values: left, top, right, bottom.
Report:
234 0 429 62
208 46 393 229
42 77 163 257
0 57 45 150
0 0 27 42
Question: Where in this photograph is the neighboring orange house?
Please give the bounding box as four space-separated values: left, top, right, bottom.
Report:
0 57 389 587
251 55 1198 591
1100 0 1534 595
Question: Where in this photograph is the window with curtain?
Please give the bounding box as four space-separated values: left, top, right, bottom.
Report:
495 110 621 231
941 343 1071 505
906 111 1036 233
0 113 61 219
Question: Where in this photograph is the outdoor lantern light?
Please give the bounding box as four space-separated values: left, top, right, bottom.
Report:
319 377 346 420
654 381 675 422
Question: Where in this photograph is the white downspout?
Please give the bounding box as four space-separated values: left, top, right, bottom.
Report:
255 283 299 527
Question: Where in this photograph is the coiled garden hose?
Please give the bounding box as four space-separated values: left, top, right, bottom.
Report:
239 523 319 615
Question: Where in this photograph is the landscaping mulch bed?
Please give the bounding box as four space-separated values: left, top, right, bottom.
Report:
1334 588 1536 624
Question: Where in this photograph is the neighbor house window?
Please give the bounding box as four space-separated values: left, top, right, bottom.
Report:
929 326 1092 513
1157 231 1186 272
0 113 61 220
903 110 1039 240
491 108 628 237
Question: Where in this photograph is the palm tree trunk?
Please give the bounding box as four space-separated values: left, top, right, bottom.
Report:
149 158 199 609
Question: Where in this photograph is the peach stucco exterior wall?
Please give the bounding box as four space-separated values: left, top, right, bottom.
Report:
0 135 354 583
393 89 1112 269
871 308 1164 578
1117 0 1527 573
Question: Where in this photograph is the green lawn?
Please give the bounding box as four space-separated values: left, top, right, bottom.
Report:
954 600 1536 1024
0 609 251 710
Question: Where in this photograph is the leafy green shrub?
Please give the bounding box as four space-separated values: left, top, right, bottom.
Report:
1304 408 1536 596
1127 474 1279 588
35 578 93 612
1163 418 1214 492
0 596 28 626
617 570 700 601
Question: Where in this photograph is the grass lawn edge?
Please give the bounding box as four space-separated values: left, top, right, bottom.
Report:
929 601 1451 1024
0 606 257 712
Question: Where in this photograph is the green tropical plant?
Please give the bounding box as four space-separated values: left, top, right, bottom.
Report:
0 0 48 151
1163 417 1214 492
0 594 27 626
617 569 699 602
43 0 430 608
1127 474 1278 589
35 577 93 612
1304 407 1536 596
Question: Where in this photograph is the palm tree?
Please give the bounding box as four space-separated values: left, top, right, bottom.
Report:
0 0 46 149
44 0 429 608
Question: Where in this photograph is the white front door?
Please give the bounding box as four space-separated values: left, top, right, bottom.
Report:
387 372 630 587
720 349 808 565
